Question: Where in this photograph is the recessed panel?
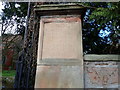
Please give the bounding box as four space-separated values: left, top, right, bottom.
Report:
42 22 81 59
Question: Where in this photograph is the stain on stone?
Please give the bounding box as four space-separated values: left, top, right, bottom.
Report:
85 61 119 88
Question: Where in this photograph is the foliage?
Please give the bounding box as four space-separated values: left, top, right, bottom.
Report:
2 77 15 88
2 70 16 76
2 34 23 70
82 2 120 54
2 2 28 70
1 2 119 56
2 2 28 36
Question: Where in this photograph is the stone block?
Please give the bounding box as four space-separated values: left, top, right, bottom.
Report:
84 61 119 88
35 65 83 88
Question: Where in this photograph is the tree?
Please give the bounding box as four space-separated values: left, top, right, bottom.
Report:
2 2 119 54
2 2 28 36
2 2 28 70
82 2 120 54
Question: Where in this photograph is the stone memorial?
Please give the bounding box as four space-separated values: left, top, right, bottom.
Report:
34 3 86 88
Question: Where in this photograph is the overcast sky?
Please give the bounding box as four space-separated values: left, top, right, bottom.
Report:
0 1 20 35
0 1 4 36
0 2 4 13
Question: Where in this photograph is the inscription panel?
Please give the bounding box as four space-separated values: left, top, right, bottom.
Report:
42 22 81 59
37 16 83 63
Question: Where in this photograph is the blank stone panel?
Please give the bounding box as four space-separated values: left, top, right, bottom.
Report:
35 66 83 88
42 22 81 59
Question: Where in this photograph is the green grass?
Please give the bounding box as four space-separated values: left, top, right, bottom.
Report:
2 70 16 77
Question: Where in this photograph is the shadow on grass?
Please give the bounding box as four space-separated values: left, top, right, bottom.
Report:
2 70 16 88
2 77 15 88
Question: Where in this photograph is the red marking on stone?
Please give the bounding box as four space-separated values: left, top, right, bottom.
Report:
94 76 97 80
42 17 81 23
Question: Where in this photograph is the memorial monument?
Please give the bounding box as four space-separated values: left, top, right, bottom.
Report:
34 3 86 88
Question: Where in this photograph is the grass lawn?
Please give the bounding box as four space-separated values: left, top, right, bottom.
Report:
2 70 16 88
2 70 16 77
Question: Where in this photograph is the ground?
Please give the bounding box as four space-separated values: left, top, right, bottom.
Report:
2 70 15 88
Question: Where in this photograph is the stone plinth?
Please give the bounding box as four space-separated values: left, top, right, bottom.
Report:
34 4 86 88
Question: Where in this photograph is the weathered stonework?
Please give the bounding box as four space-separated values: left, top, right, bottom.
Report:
35 3 86 88
35 16 84 88
35 66 84 88
14 3 40 88
84 55 120 88
14 3 86 88
14 3 120 89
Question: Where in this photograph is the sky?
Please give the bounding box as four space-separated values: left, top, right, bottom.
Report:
0 1 4 36
0 1 21 35
0 2 4 13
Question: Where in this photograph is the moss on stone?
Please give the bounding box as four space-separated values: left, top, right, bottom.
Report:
34 3 85 11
